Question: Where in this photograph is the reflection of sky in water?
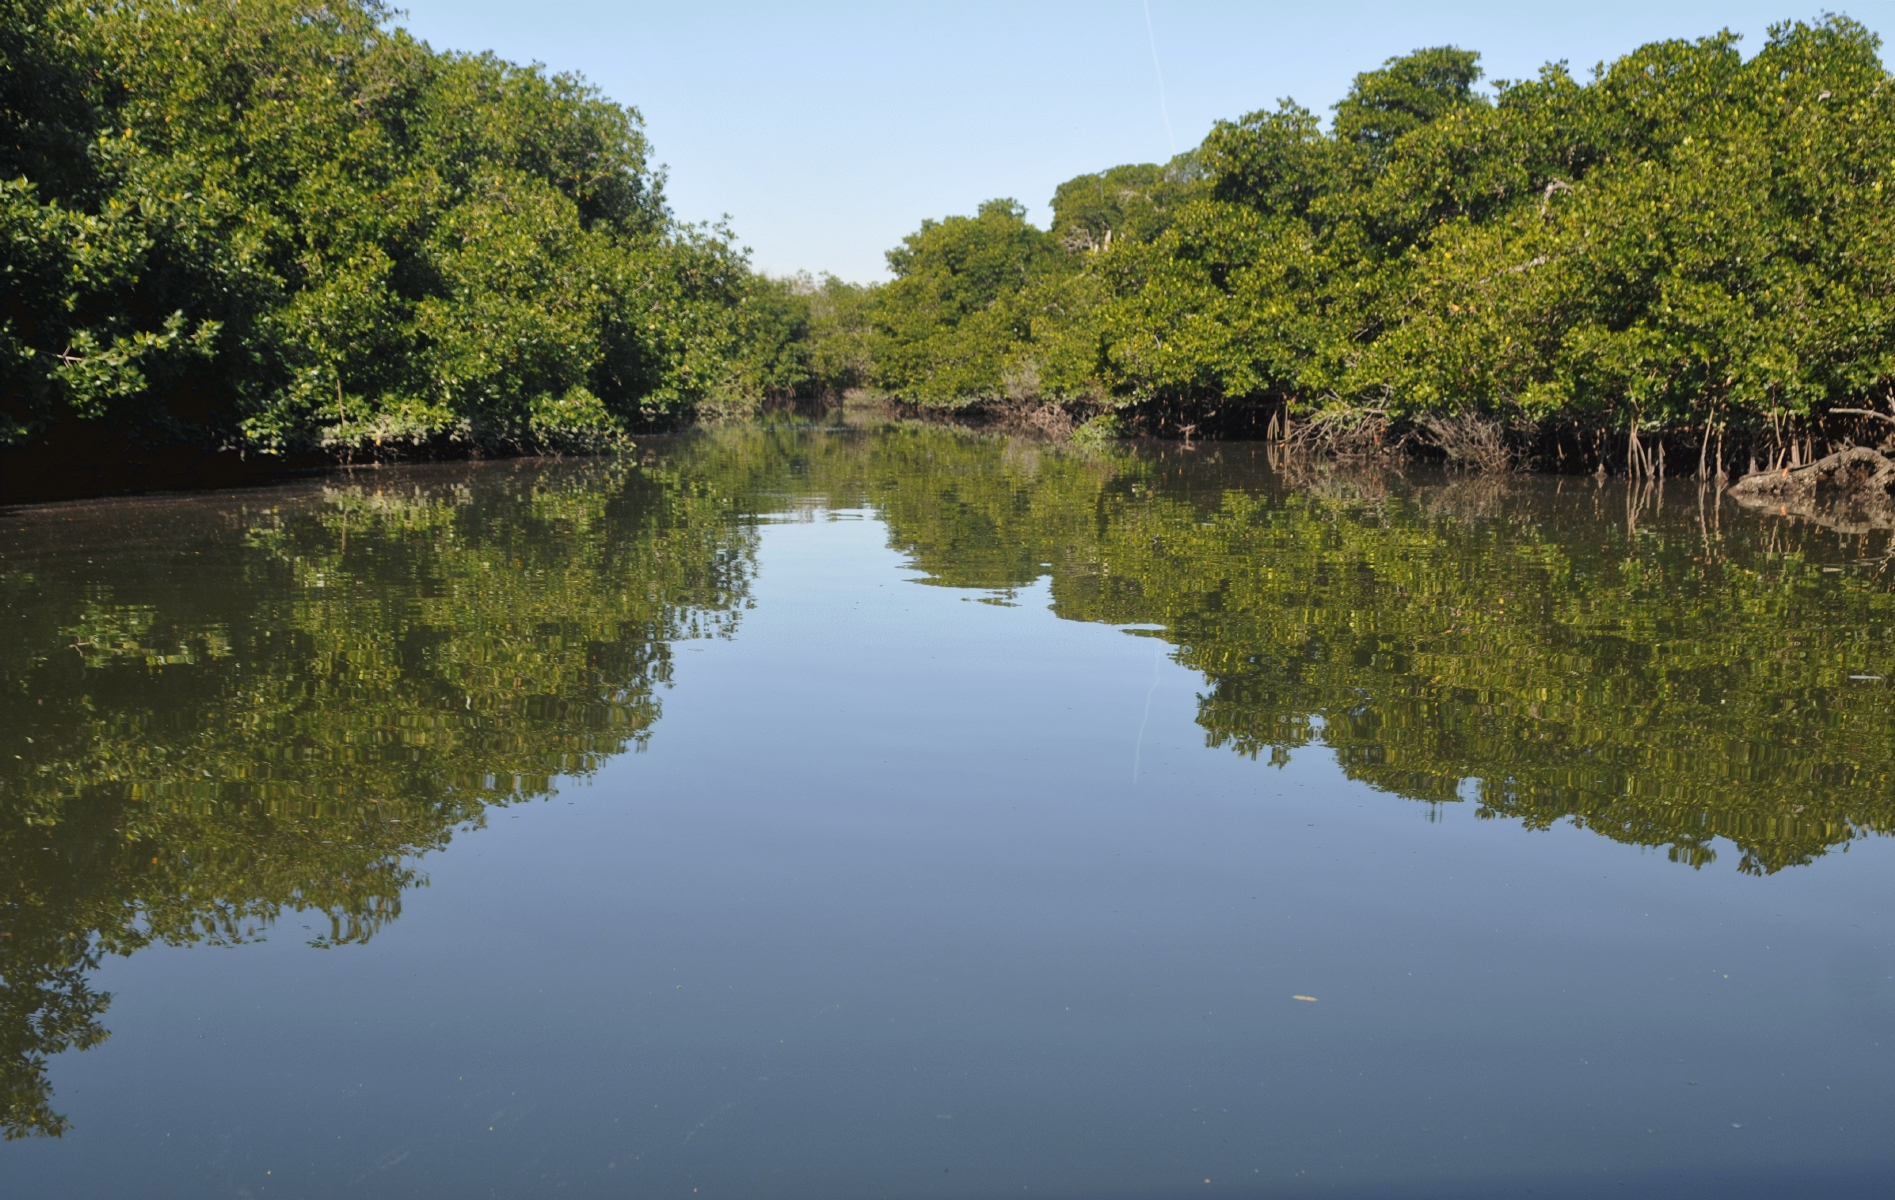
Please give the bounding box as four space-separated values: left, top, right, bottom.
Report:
3 435 1894 1197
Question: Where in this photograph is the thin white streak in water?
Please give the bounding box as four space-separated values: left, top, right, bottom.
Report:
1132 639 1163 783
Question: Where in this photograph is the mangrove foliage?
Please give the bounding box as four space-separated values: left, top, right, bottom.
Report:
839 18 1895 468
1 0 812 495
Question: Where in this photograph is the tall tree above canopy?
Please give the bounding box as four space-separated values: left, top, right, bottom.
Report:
1049 158 1203 252
868 199 1066 405
1198 102 1335 214
1332 46 1485 154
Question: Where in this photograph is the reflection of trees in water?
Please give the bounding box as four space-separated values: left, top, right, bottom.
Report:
1160 490 1894 876
863 437 1895 877
659 426 1895 876
0 458 755 1138
4 427 1894 1137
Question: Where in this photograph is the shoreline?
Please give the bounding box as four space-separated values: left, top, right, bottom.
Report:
9 402 1895 528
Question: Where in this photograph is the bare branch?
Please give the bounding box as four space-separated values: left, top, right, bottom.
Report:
1539 179 1574 218
1827 408 1895 426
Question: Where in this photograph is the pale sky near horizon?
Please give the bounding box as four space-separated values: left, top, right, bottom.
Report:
395 2 1894 282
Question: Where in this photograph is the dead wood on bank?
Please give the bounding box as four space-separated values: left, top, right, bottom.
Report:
1728 446 1895 532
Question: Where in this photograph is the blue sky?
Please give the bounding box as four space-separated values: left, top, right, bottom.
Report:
396 2 1895 282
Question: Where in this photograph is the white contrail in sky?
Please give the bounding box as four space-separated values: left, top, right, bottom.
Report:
1142 0 1177 156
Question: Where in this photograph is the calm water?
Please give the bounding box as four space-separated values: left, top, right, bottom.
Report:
3 425 1893 1198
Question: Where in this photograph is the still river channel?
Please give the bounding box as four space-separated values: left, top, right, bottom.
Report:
2 423 1893 1198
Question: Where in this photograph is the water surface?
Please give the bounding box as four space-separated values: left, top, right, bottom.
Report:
3 426 1893 1197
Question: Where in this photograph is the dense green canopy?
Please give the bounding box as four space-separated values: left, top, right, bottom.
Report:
842 18 1895 466
13 7 1890 475
0 0 806 482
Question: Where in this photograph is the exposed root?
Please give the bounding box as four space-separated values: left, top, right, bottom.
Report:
1417 412 1524 473
857 395 1084 441
1016 401 1080 440
1285 408 1399 458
